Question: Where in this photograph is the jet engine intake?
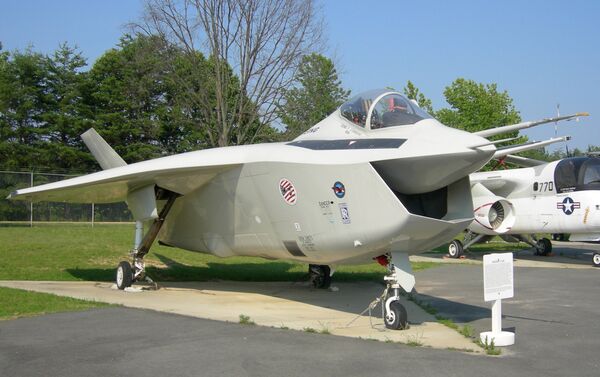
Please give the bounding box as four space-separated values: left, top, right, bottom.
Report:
470 196 515 235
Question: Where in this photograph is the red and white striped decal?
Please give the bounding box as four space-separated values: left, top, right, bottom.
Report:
279 178 297 205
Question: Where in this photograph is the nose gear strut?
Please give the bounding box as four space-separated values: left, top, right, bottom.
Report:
381 251 414 329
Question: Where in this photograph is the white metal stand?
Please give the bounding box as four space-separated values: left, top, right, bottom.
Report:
480 299 515 346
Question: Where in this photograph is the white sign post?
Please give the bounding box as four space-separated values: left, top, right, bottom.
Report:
480 252 515 347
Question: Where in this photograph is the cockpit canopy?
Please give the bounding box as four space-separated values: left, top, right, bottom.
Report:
554 157 600 193
340 89 432 129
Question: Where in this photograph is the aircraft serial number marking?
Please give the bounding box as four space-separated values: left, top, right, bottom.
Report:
536 181 554 192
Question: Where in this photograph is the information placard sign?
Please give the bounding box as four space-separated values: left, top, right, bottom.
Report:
483 253 514 302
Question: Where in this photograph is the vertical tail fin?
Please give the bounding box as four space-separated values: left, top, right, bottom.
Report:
81 128 158 220
81 128 127 170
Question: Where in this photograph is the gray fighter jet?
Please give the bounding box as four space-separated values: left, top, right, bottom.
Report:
9 89 580 329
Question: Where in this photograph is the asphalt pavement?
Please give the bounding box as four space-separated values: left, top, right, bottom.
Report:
1 248 599 377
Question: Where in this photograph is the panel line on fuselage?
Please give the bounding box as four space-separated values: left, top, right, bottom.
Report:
286 138 406 150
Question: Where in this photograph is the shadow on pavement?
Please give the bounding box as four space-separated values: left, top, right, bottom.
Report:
412 292 490 322
66 254 396 322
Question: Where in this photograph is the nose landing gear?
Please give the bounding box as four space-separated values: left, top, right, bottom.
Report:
377 251 415 330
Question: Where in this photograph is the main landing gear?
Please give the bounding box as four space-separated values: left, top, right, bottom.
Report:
447 231 487 258
116 189 179 290
534 237 552 256
378 251 415 330
308 264 332 289
552 233 568 241
514 234 552 256
448 239 464 258
447 232 553 258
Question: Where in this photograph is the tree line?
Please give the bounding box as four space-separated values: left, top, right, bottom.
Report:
1 37 271 173
1 0 594 223
1 39 591 174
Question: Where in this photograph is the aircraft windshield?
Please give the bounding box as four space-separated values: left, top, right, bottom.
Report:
554 157 600 193
340 89 431 129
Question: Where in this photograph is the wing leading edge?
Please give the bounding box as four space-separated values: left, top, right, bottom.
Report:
8 160 242 204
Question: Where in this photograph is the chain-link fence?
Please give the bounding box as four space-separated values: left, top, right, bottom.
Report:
0 170 132 224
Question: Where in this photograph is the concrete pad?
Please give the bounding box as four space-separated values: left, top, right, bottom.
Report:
0 280 481 353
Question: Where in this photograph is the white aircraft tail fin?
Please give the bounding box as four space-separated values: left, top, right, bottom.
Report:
81 128 127 170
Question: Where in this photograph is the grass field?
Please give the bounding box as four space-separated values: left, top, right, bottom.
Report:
0 223 528 320
0 286 111 320
0 223 445 284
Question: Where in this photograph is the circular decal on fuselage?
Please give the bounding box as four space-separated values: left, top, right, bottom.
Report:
332 181 346 198
279 178 297 205
557 196 580 215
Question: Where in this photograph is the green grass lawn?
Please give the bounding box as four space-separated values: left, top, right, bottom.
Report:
0 223 440 284
0 286 111 320
1 223 525 321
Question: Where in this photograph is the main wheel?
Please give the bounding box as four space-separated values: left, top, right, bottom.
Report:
448 240 464 258
116 261 133 290
535 238 552 256
593 252 600 267
384 300 408 330
309 265 331 289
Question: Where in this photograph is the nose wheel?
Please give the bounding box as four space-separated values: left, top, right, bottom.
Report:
384 298 408 330
593 252 600 267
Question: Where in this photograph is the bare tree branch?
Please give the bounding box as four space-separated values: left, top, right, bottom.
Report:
133 0 323 147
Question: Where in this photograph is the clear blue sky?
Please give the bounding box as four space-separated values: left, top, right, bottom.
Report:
1 0 598 151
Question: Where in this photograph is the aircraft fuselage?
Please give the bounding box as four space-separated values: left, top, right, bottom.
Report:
470 157 600 240
160 158 477 265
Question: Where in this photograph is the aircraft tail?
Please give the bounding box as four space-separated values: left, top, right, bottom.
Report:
81 128 127 170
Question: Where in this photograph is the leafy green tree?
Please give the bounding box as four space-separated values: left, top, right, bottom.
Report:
166 51 267 148
161 50 214 153
436 78 521 137
403 80 434 115
0 48 51 170
277 53 350 140
545 144 600 160
42 43 96 171
88 34 271 158
435 78 528 170
88 35 176 163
